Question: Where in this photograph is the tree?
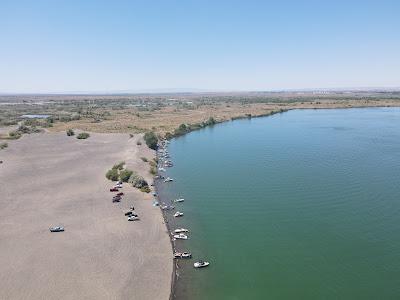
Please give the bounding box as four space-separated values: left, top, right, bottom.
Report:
106 168 119 181
119 169 133 182
143 131 158 150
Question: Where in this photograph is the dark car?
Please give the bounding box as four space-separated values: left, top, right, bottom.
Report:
110 188 118 192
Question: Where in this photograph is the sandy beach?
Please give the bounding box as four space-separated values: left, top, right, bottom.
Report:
0 132 172 299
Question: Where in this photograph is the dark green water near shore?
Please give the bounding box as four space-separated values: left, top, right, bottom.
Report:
160 108 400 299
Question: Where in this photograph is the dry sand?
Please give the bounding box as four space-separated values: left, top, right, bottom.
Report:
0 132 172 300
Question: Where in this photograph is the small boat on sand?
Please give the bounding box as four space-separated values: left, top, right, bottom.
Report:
194 261 209 268
173 233 188 240
174 228 189 233
174 252 192 259
49 226 64 232
174 211 183 217
128 216 140 221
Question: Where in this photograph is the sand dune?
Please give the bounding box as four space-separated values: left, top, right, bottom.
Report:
0 132 172 300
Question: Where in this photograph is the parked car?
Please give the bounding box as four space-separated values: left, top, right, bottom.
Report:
110 188 118 192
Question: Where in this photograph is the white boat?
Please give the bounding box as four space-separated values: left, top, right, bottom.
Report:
174 198 184 203
158 167 166 172
194 261 210 268
174 211 183 217
174 252 192 259
164 177 173 183
174 228 189 233
128 216 140 221
173 233 188 240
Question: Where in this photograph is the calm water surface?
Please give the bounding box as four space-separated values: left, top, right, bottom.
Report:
159 108 400 300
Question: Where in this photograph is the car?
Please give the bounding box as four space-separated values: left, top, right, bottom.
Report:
49 226 64 232
117 192 124 196
110 188 118 192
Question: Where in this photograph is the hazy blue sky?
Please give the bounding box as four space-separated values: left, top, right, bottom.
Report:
1 0 399 93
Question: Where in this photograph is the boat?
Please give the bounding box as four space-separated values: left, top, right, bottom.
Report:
49 226 64 232
161 205 175 210
174 228 189 233
174 211 183 217
174 252 192 259
173 233 188 240
128 216 140 221
174 198 184 203
194 261 210 268
158 167 166 172
164 177 173 183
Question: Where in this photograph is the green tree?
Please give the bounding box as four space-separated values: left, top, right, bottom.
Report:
143 131 158 150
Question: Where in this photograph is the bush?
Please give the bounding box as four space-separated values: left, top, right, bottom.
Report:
8 131 22 139
128 173 148 188
141 157 148 162
76 132 90 139
66 129 75 136
140 186 151 193
119 169 133 182
106 168 119 181
0 142 8 150
143 131 158 150
149 165 157 175
112 161 125 170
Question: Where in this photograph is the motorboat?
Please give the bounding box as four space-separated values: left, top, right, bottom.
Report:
174 228 189 233
161 205 175 210
164 177 173 183
174 198 184 203
173 233 188 240
49 226 64 232
158 167 166 172
174 252 192 259
174 211 183 217
128 216 140 221
194 261 209 268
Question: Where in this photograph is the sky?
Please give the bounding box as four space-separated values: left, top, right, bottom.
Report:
0 0 399 93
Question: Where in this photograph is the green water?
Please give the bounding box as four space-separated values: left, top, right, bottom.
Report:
160 108 400 300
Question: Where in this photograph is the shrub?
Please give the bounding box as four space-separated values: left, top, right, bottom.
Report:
106 168 119 181
0 142 8 150
128 173 148 188
149 165 157 175
141 157 148 162
143 131 158 150
129 133 134 138
76 132 90 139
112 161 125 170
140 186 151 193
8 131 22 139
119 169 133 182
66 129 75 136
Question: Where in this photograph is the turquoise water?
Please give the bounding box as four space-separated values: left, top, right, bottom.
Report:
159 108 400 300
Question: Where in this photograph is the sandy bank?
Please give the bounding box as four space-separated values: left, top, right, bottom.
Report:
0 132 172 299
